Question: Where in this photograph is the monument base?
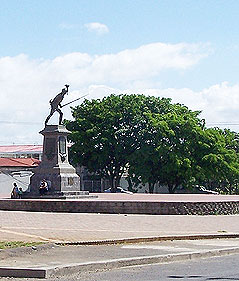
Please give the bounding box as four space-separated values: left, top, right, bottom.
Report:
22 190 98 199
26 125 95 199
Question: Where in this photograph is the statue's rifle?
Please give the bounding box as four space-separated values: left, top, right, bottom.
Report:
61 94 89 108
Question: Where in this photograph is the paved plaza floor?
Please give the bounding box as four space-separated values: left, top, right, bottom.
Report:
0 210 239 243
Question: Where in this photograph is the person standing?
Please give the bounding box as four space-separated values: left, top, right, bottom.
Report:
11 183 19 199
18 187 23 199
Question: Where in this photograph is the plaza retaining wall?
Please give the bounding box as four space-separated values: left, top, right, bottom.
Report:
0 199 239 215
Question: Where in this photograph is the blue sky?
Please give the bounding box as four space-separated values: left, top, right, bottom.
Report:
1 0 239 143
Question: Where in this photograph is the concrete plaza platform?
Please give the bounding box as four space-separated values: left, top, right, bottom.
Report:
1 193 239 215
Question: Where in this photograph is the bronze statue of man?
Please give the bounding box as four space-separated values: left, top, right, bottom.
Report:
45 85 69 126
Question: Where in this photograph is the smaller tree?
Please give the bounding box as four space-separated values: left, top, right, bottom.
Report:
129 103 208 193
198 128 239 194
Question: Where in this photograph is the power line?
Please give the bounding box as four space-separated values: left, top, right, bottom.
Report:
0 121 42 125
0 120 239 127
207 123 239 126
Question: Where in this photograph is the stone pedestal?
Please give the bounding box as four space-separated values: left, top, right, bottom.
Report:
27 125 85 197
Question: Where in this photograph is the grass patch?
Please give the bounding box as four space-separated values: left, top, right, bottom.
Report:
0 241 44 250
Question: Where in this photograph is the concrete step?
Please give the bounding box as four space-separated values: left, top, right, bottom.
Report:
22 191 98 199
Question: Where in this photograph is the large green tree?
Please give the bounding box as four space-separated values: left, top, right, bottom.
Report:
66 94 172 190
66 94 239 194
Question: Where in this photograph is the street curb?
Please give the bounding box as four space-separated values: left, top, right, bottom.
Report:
56 233 239 246
0 267 46 278
1 246 239 279
48 247 239 278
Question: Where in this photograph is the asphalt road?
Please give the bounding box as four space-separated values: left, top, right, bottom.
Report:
1 252 239 281
77 254 239 281
75 253 239 281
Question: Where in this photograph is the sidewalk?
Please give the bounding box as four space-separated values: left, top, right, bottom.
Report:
0 210 239 243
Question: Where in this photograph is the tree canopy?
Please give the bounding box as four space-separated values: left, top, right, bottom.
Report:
66 94 239 194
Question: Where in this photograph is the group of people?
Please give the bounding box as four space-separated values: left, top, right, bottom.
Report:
11 183 23 199
11 179 51 198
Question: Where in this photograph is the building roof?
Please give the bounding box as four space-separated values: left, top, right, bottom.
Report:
0 158 41 167
0 145 43 154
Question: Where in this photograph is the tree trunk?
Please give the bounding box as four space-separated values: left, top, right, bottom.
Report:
127 177 133 192
110 164 123 192
149 182 155 194
168 183 175 194
109 172 122 192
109 175 115 191
115 175 121 188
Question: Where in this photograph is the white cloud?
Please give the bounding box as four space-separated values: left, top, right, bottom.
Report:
84 22 109 35
68 83 239 132
134 82 239 130
0 42 212 144
89 43 208 85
